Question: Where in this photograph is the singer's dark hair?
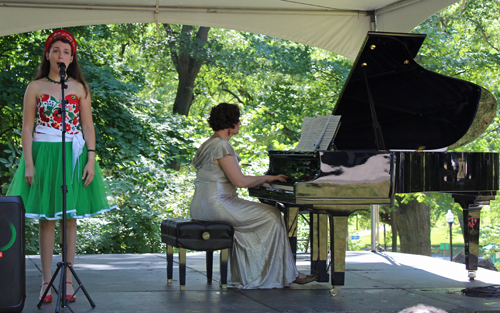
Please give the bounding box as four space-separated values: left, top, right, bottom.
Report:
34 38 89 98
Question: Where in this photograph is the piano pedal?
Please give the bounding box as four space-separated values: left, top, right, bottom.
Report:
468 271 476 281
330 286 342 296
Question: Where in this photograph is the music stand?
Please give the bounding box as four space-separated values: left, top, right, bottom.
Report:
37 63 95 312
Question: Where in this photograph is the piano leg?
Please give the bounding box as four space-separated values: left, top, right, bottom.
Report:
284 206 299 260
310 213 329 282
452 194 491 281
462 204 482 280
327 214 348 294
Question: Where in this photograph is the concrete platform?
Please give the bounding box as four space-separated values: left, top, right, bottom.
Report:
22 251 500 313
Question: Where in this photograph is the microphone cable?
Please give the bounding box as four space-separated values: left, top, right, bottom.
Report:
461 285 500 298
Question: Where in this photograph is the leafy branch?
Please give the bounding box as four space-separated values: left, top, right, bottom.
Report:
221 88 244 104
475 21 499 52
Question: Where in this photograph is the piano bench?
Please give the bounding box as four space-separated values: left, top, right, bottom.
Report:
160 218 234 290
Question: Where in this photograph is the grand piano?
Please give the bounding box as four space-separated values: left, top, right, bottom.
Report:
248 32 498 295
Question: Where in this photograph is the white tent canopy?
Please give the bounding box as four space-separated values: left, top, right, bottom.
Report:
0 0 457 60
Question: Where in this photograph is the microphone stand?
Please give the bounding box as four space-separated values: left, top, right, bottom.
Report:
37 63 95 312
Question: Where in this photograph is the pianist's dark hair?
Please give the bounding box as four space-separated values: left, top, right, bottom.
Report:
208 103 240 131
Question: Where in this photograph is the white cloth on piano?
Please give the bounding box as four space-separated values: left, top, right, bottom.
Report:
189 137 298 289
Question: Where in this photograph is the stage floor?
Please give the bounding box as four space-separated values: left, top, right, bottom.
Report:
21 251 500 313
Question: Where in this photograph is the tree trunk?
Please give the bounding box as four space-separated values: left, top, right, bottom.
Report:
394 195 432 256
162 24 210 170
164 24 210 116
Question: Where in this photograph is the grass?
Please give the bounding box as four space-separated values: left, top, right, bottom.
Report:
355 225 465 254
354 226 499 270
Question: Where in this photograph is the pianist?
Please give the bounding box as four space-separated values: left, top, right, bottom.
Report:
189 102 317 288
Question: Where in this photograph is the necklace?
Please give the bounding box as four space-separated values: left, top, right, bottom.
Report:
46 76 69 84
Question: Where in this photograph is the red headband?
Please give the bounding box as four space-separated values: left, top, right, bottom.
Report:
45 30 77 56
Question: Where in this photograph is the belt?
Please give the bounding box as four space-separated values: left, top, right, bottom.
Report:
33 125 86 181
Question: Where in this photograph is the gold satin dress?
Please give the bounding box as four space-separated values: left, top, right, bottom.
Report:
189 138 298 289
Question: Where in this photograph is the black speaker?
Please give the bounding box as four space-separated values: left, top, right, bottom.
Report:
0 196 25 313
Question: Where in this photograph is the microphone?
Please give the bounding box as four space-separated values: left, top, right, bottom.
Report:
58 62 66 79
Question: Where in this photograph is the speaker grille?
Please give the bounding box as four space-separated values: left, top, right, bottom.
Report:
0 196 25 312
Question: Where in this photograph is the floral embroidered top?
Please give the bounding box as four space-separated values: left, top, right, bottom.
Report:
36 94 81 135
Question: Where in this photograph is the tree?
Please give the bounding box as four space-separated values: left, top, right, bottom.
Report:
391 196 431 256
164 24 210 116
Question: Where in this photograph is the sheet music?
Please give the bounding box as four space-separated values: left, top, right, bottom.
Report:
319 115 341 150
313 115 332 150
296 115 341 151
296 117 318 151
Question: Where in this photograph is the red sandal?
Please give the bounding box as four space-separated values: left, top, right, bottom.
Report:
66 282 76 302
39 282 52 303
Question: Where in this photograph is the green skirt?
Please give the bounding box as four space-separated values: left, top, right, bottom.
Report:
6 141 117 220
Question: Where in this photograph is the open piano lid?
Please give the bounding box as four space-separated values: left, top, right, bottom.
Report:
332 32 496 151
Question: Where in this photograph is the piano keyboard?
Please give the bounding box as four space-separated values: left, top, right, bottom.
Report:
261 183 294 192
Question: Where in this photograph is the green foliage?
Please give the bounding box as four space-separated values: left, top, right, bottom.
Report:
24 219 40 254
75 163 196 254
479 225 500 256
0 31 42 189
186 31 352 161
347 231 365 251
479 203 500 271
392 193 461 229
296 214 310 252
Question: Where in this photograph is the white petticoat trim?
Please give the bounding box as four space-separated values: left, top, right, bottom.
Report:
25 204 118 220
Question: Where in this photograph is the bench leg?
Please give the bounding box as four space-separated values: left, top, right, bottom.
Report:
179 248 186 290
220 249 229 289
166 245 173 285
206 251 213 284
